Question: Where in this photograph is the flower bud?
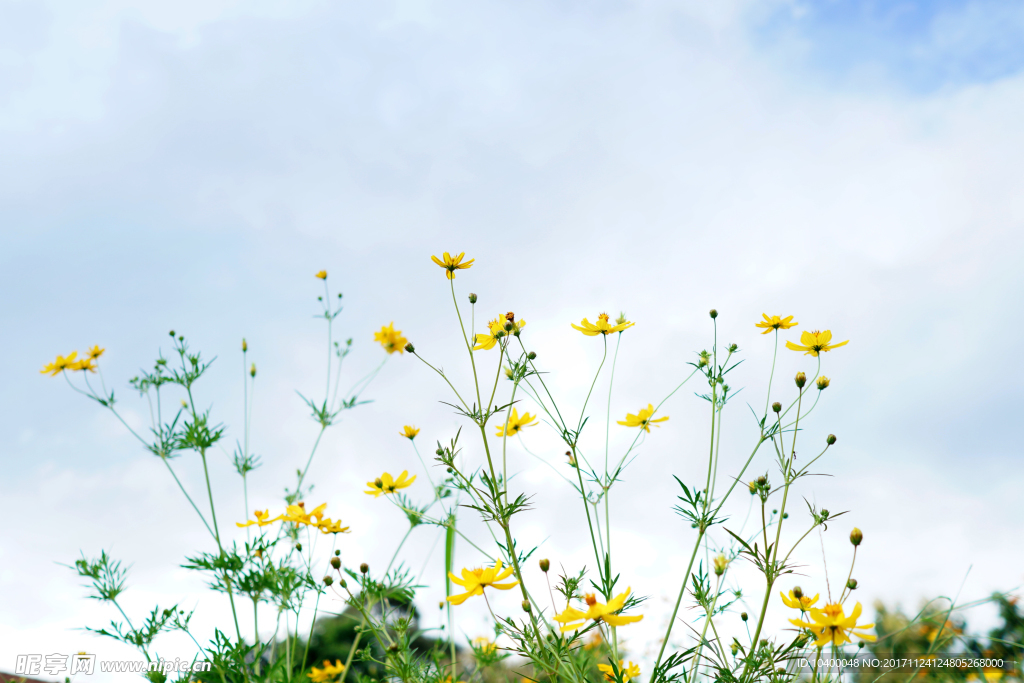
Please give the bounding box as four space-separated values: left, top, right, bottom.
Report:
748 481 757 495
335 549 341 556
323 575 334 586
713 554 729 576
792 586 803 599
340 578 347 588
404 342 415 354
250 363 257 377
169 330 175 337
242 338 248 352
816 376 830 390
521 600 531 613
709 309 718 319
820 509 829 519
331 557 341 570
616 312 627 325
741 612 748 621
756 475 767 486
295 543 302 551
850 527 863 546
846 578 858 590
504 322 513 332
360 563 369 574
728 343 738 353
469 293 478 304
436 448 444 456
827 434 837 445
374 478 384 489
772 401 782 413
731 642 739 655
539 559 550 573
795 372 806 388
527 351 537 360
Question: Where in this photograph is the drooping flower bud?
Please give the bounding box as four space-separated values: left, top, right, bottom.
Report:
795 372 806 388
850 527 863 546
404 342 415 354
539 559 550 572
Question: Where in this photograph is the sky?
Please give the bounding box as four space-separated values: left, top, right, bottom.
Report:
2 0 1024 679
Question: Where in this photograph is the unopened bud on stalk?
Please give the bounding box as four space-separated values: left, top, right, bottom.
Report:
709 309 718 319
713 554 729 576
436 448 444 456
360 563 369 574
405 342 415 354
469 293 478 304
792 586 804 599
731 642 739 655
169 330 175 337
242 338 248 352
335 549 341 556
388 644 399 654
250 364 257 377
522 600 532 613
728 343 738 353
816 376 830 390
749 481 757 495
772 402 782 413
323 575 333 586
374 478 384 489
340 578 347 588
757 475 767 486
741 612 748 622
527 351 537 360
850 527 863 546
331 557 341 570
846 579 858 590
504 322 513 332
795 372 806 388
539 559 550 572
295 543 302 551
820 509 830 519
827 434 837 445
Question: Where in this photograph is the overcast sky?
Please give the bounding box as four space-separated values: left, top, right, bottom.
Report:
2 0 1024 678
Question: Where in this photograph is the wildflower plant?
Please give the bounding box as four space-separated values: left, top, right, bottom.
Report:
43 258 1014 683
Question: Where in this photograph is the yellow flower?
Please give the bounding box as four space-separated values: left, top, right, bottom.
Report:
616 404 668 433
713 554 729 576
86 345 105 359
282 502 328 526
780 589 820 611
374 322 408 354
755 314 798 334
473 637 497 655
400 425 420 439
789 601 876 647
446 560 520 605
571 313 634 336
816 376 830 390
40 351 78 376
598 661 641 683
473 316 524 351
430 252 475 279
785 330 849 357
316 517 351 534
552 588 643 632
236 509 283 528
364 471 416 497
315 270 328 280
496 408 537 437
307 659 344 682
71 356 98 373
583 631 604 650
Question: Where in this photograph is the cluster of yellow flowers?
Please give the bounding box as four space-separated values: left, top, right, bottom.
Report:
374 322 408 355
236 502 350 535
40 345 105 375
307 659 344 683
779 588 875 647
